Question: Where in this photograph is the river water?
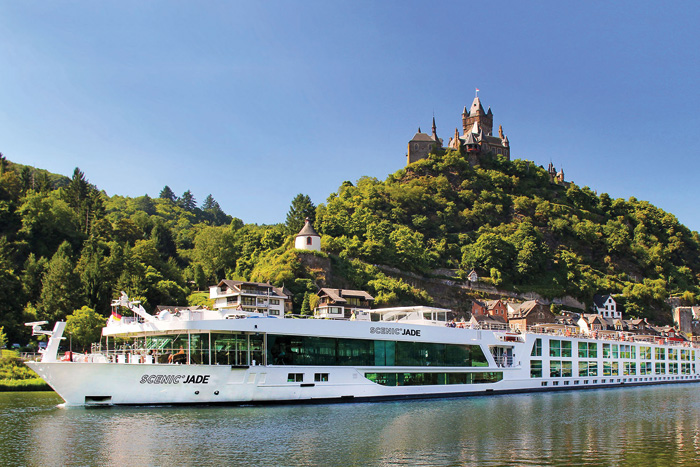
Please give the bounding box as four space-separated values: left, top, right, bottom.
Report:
1 384 699 466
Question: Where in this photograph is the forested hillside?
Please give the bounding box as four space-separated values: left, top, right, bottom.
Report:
311 149 700 322
0 148 698 343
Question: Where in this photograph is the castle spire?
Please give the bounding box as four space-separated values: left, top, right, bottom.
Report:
499 125 504 139
462 106 468 133
431 116 439 143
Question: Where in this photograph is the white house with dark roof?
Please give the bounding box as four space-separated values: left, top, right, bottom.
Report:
593 294 620 319
314 288 374 319
210 280 290 316
295 218 321 252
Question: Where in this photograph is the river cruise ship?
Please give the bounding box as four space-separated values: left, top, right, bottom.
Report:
26 294 700 406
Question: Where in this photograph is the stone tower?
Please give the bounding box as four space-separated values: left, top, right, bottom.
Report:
463 97 493 136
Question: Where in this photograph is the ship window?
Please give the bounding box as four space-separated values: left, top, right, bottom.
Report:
655 348 666 360
579 361 598 377
267 334 488 368
365 372 503 386
287 373 304 383
530 360 542 378
531 338 542 357
314 373 329 382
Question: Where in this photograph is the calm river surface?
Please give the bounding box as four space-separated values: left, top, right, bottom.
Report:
1 384 699 466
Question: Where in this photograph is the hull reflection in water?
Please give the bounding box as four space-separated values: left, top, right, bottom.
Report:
3 385 699 466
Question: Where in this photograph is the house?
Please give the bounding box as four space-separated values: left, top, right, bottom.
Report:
471 299 488 317
315 288 374 319
507 300 556 332
209 280 291 316
294 218 321 252
485 300 508 321
577 314 617 338
469 314 508 330
593 294 620 319
472 299 508 322
467 269 479 283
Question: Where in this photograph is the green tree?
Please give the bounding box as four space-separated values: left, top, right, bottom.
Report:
151 222 177 260
178 190 196 211
159 185 176 202
300 291 311 315
286 193 316 234
39 241 82 322
0 240 23 343
65 306 106 351
0 326 6 349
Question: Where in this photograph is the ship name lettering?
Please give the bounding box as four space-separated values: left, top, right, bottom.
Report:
369 327 420 337
140 374 210 384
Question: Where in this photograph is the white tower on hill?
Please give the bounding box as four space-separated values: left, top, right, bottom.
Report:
294 218 321 252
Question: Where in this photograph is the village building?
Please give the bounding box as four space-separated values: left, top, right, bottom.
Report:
209 280 291 316
577 314 618 338
314 288 375 319
593 294 620 319
467 269 479 283
294 218 321 252
672 306 700 336
472 299 508 322
469 313 508 330
507 300 556 332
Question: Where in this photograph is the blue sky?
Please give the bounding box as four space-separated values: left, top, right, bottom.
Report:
2 1 699 231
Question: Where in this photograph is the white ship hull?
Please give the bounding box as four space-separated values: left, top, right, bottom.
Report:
26 359 700 407
25 305 700 407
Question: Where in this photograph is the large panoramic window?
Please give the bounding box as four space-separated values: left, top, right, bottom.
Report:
640 346 652 360
531 338 542 357
603 361 619 376
620 345 636 359
550 340 572 358
578 342 598 358
550 360 572 377
655 348 666 360
365 372 503 386
266 335 488 367
579 361 598 377
668 349 678 360
655 362 666 374
530 360 542 378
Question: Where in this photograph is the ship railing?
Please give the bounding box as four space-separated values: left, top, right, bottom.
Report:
492 355 516 367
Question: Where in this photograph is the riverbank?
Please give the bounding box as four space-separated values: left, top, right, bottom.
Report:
0 350 51 392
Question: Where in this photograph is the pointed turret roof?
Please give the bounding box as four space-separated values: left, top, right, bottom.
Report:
470 97 485 115
296 218 320 237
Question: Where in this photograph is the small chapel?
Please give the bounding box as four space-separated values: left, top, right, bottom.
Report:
407 94 510 166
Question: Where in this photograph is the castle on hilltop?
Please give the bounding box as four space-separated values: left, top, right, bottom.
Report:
407 95 510 166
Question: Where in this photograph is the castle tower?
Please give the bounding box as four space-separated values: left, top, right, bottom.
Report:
431 116 439 143
464 97 493 137
295 218 321 252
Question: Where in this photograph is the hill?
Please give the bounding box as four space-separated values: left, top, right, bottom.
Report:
307 149 700 322
0 149 697 343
